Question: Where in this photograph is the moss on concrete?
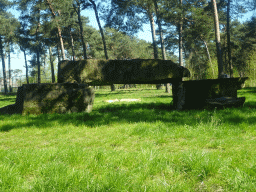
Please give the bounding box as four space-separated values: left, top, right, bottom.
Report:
58 59 191 85
0 83 95 115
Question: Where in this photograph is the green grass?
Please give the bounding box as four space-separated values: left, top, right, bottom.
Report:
0 87 256 191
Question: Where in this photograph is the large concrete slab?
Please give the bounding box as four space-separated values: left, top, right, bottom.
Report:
58 59 190 85
0 83 95 115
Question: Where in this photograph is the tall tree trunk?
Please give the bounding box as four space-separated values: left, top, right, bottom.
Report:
149 12 161 90
36 5 41 84
57 42 61 63
179 0 183 67
212 0 224 78
89 0 115 91
43 53 46 81
69 26 76 61
153 0 170 93
89 0 108 60
153 0 166 60
57 25 66 60
227 0 233 77
74 1 87 59
149 12 158 59
0 35 8 94
8 43 12 92
23 49 29 84
46 0 66 60
49 47 55 83
36 32 40 84
203 39 215 77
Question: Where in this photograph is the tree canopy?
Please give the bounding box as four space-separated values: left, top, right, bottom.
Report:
0 0 255 90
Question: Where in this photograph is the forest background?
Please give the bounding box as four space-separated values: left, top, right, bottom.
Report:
0 0 255 93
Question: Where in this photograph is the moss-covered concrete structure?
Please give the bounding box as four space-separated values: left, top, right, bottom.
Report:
172 77 248 110
58 59 190 85
0 83 94 115
0 59 248 114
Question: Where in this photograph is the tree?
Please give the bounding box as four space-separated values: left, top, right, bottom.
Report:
105 0 159 59
153 0 166 60
73 0 88 59
0 35 8 94
153 0 171 93
88 0 109 60
178 0 183 67
212 0 224 78
87 0 117 91
49 47 55 83
227 0 233 77
18 23 30 84
0 1 19 94
45 0 67 60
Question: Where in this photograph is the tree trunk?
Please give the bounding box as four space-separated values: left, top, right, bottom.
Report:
227 0 233 77
36 31 40 84
46 0 66 60
57 42 61 63
149 12 160 90
89 0 114 91
153 0 166 60
89 0 108 60
23 49 29 84
36 5 41 84
43 53 46 80
0 35 8 94
212 0 224 78
149 12 158 59
69 26 76 61
57 25 66 60
8 43 12 92
111 84 115 91
179 0 183 67
49 47 55 83
74 1 87 59
203 39 215 77
154 0 170 93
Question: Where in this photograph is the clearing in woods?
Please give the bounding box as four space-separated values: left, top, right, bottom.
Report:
0 86 256 191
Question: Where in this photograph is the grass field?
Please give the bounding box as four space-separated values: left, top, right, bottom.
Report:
0 87 256 191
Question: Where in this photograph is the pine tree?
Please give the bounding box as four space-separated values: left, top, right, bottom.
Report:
0 1 19 94
212 0 224 78
0 35 8 94
73 0 87 59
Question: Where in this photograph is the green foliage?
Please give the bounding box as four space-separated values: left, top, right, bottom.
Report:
104 28 154 59
0 0 255 83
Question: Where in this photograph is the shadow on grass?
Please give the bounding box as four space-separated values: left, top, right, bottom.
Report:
95 89 166 98
1 100 256 132
0 86 255 132
0 98 16 102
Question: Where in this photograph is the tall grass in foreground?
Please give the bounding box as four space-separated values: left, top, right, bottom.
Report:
0 87 256 191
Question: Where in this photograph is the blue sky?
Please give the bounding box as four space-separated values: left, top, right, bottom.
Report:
2 7 256 77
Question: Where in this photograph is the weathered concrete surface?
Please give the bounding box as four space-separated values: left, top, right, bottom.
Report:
58 59 190 85
0 83 95 115
172 77 248 110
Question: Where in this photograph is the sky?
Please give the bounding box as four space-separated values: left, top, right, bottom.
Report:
2 6 256 78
